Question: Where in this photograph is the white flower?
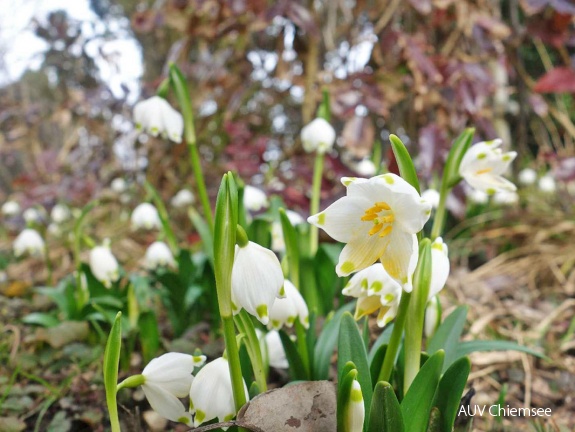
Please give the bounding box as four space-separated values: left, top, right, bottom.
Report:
342 264 402 327
429 237 449 299
243 185 268 212
467 188 489 204
268 280 309 330
145 241 176 269
2 200 20 217
538 174 556 193
261 330 288 369
89 244 120 288
424 296 441 339
141 352 206 424
131 203 161 230
271 210 305 252
47 223 61 236
51 204 70 224
459 139 517 195
13 229 45 257
518 168 537 185
190 357 249 427
308 174 431 291
23 207 45 224
110 178 127 193
344 379 365 432
301 118 336 154
171 189 195 208
354 159 376 176
231 241 284 325
492 190 519 205
421 189 440 209
133 96 184 143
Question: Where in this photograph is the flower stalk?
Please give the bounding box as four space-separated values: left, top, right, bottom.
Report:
309 152 324 256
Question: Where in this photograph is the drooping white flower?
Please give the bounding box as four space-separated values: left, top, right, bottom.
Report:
344 379 365 432
23 207 46 224
271 210 305 252
424 296 441 339
243 185 268 212
308 174 431 291
301 118 336 154
2 200 20 217
133 96 184 143
51 204 70 224
538 174 556 193
47 223 61 237
145 241 176 269
518 168 537 185
231 241 284 325
459 139 517 195
354 159 376 176
110 177 127 194
131 203 161 230
171 189 195 208
190 357 249 427
13 229 45 257
141 352 206 424
428 237 450 299
492 190 519 205
268 280 309 330
421 189 440 209
261 330 289 369
467 188 489 204
89 244 120 288
342 264 402 327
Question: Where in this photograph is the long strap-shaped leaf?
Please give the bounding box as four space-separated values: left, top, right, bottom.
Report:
367 382 404 432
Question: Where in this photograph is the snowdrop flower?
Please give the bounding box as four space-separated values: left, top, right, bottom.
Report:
424 296 441 339
133 96 184 143
261 330 288 369
89 244 120 288
243 185 268 212
23 207 45 224
171 189 195 208
492 190 519 205
145 241 176 269
518 168 537 185
301 118 336 154
342 264 402 327
459 139 517 195
47 223 61 237
2 200 20 217
190 357 249 427
421 189 440 209
354 159 376 176
538 174 556 193
467 188 489 205
131 203 161 230
141 352 206 424
271 210 305 252
13 229 45 257
50 204 70 224
110 177 127 194
308 174 431 291
268 280 309 330
231 241 284 325
429 237 450 299
344 379 365 432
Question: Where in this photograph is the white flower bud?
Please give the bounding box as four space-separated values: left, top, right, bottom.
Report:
492 190 519 205
89 244 120 288
171 189 195 208
51 204 70 224
538 174 556 193
262 330 288 369
2 200 20 217
111 178 127 194
243 185 268 212
429 237 449 299
301 118 336 154
271 210 304 252
14 229 45 257
345 379 365 432
421 189 440 209
131 203 161 230
145 241 176 269
354 159 376 176
23 207 45 224
268 280 309 330
518 168 537 185
134 96 184 143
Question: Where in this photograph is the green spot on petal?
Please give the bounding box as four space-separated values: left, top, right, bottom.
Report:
485 140 496 145
384 174 395 184
256 304 268 320
178 416 190 424
287 316 296 325
193 355 204 364
231 301 238 311
272 319 281 328
371 281 383 293
360 278 368 290
477 153 486 159
341 261 355 274
383 293 394 303
486 188 496 195
317 213 326 225
279 286 285 296
431 242 444 251
351 387 363 402
195 410 205 423
224 414 234 421
502 154 511 161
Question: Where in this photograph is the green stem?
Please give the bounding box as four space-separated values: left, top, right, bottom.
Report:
378 292 411 383
430 183 448 240
188 142 214 233
295 320 310 379
222 316 247 410
309 152 324 255
144 181 179 253
235 311 267 392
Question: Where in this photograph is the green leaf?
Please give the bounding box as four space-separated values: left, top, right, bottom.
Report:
103 312 122 431
369 344 387 387
443 128 475 189
138 311 160 364
144 181 179 253
389 134 420 193
368 324 394 362
338 312 373 420
427 305 468 372
454 340 547 360
21 312 60 328
317 89 331 122
432 356 471 431
337 366 358 432
188 207 214 264
279 330 308 380
279 208 300 288
401 350 444 432
367 381 404 432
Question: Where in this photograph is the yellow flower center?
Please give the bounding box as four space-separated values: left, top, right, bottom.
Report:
475 168 493 175
361 202 394 237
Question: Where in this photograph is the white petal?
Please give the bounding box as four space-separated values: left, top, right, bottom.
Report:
142 383 189 423
336 232 390 277
284 280 309 328
143 353 195 397
264 330 289 369
376 300 399 328
429 238 450 299
346 380 365 432
424 296 441 338
380 232 418 291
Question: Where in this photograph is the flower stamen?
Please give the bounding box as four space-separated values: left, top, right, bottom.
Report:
475 168 493 175
362 202 394 237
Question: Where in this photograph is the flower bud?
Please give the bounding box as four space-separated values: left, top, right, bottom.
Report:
131 203 161 230
301 118 336 154
14 229 45 257
133 96 184 143
145 241 176 269
89 244 120 288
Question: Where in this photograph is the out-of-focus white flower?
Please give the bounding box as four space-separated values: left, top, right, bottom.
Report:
271 210 305 252
23 207 45 225
243 185 268 212
342 263 402 327
421 189 440 209
111 178 127 194
171 189 195 208
190 357 249 427
145 241 176 269
2 200 20 217
518 168 537 185
141 352 206 424
538 174 556 193
268 280 309 330
459 139 517 195
47 223 61 236
134 96 184 143
89 244 120 288
354 159 376 177
51 204 70 224
231 241 284 325
429 237 449 299
13 229 45 257
344 379 365 432
424 296 441 339
301 118 336 154
259 329 289 369
467 188 489 205
131 203 161 230
308 174 431 291
492 190 519 205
